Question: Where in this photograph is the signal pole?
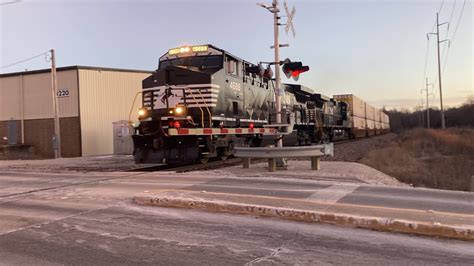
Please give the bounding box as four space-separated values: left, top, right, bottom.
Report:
428 13 448 129
272 0 283 148
257 0 283 148
50 49 61 158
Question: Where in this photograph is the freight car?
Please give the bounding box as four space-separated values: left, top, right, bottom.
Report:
333 94 390 138
132 44 389 164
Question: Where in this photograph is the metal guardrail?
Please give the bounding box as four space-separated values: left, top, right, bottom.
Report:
234 143 334 172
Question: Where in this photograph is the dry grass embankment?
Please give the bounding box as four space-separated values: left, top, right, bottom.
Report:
361 128 474 191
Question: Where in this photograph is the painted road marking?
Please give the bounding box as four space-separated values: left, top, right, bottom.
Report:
307 184 359 204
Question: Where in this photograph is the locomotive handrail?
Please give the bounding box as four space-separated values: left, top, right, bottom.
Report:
234 143 333 172
184 86 212 127
185 87 206 126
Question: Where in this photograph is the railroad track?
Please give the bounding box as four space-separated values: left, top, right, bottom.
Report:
129 157 247 173
130 135 384 172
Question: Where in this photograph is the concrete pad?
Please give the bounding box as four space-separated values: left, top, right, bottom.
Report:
134 190 474 241
194 161 404 186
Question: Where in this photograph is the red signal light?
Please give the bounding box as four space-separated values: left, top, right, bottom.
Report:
282 61 310 81
173 121 181 128
249 123 254 129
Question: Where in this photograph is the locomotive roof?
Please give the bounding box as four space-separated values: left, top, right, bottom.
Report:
159 44 255 65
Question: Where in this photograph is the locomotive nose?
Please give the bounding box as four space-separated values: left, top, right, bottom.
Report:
143 65 211 88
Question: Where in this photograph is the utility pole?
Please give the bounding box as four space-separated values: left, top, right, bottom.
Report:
50 49 61 158
420 101 424 127
422 78 434 128
428 13 449 129
436 13 445 129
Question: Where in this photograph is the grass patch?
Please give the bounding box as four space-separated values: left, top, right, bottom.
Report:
361 128 474 191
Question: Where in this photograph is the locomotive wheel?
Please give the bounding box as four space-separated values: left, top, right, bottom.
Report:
219 143 234 161
199 156 209 164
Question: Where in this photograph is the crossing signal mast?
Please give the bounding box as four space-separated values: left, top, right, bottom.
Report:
257 0 306 151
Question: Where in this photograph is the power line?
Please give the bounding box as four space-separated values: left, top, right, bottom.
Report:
0 0 21 6
438 0 445 14
441 0 456 60
0 51 49 70
450 0 467 44
442 0 467 75
429 0 445 33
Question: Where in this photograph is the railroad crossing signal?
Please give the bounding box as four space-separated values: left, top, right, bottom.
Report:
284 0 296 37
245 64 265 77
282 59 309 81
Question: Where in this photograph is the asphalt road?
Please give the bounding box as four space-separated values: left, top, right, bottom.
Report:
0 171 473 265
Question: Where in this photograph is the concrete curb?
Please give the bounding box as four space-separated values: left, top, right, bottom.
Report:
134 193 474 241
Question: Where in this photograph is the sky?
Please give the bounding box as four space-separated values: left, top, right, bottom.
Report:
0 0 472 110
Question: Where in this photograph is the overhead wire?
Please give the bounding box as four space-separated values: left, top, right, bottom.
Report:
442 0 467 75
0 0 21 6
439 0 457 76
0 51 50 70
438 0 445 14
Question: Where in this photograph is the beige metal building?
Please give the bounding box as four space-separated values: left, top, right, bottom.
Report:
0 66 152 157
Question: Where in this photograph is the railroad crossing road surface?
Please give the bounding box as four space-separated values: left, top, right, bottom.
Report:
0 170 473 265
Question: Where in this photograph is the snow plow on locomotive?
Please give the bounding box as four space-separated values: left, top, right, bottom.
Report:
132 44 389 164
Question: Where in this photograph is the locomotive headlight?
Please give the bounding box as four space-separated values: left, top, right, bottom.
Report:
180 46 190 53
172 105 186 116
175 107 184 114
138 108 148 119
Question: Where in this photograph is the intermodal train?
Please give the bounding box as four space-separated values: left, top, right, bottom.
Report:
132 44 390 164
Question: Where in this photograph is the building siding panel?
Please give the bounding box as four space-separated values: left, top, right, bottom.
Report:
0 76 22 121
0 70 79 121
78 69 149 156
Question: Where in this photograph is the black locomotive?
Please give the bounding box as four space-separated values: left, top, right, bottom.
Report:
132 44 352 164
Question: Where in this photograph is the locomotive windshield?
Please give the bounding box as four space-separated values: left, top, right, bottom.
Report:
159 55 223 70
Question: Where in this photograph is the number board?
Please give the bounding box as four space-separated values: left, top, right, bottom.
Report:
57 89 70 98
